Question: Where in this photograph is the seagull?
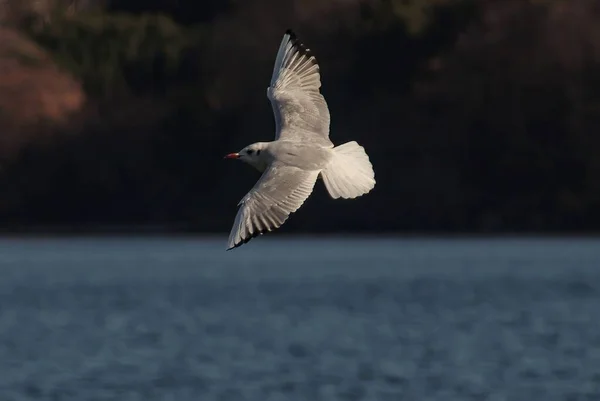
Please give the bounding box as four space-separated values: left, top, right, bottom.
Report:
224 29 376 250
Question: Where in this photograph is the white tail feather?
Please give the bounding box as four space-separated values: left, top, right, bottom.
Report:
320 141 376 199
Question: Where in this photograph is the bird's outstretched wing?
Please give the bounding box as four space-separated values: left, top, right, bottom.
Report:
227 162 319 250
267 30 333 147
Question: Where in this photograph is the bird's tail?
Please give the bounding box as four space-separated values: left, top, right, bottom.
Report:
320 141 376 199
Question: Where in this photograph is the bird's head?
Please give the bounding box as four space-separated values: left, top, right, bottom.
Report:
224 142 269 171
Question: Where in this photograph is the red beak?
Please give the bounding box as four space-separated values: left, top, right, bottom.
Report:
224 153 240 159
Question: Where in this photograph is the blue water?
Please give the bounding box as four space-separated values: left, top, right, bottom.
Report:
0 236 599 401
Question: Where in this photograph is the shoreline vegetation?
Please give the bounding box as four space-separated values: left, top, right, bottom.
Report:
0 0 599 234
0 226 598 239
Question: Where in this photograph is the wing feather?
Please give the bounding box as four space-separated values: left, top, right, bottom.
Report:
227 163 319 250
267 30 332 147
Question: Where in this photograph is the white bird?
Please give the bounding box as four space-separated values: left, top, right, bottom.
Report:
224 29 376 250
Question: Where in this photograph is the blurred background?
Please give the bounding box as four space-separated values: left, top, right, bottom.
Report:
1 0 599 235
1 1 600 401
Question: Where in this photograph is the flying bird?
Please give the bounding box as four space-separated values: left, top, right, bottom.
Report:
224 29 376 250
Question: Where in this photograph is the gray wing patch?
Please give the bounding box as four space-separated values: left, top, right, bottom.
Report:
227 162 319 250
267 30 332 147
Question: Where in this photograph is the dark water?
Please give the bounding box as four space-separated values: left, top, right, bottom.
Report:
0 237 599 401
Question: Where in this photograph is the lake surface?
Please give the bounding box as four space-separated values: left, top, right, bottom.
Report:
0 236 599 401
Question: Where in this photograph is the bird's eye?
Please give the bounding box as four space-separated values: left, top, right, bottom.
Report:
247 150 254 155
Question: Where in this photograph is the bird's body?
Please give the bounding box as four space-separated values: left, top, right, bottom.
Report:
266 141 333 170
224 30 376 250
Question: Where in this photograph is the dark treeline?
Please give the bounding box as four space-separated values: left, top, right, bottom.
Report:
0 0 599 234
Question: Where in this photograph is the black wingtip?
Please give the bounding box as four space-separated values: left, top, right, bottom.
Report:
284 29 314 61
226 230 268 251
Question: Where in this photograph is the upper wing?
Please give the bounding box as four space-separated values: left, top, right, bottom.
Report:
227 163 319 250
267 30 333 147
